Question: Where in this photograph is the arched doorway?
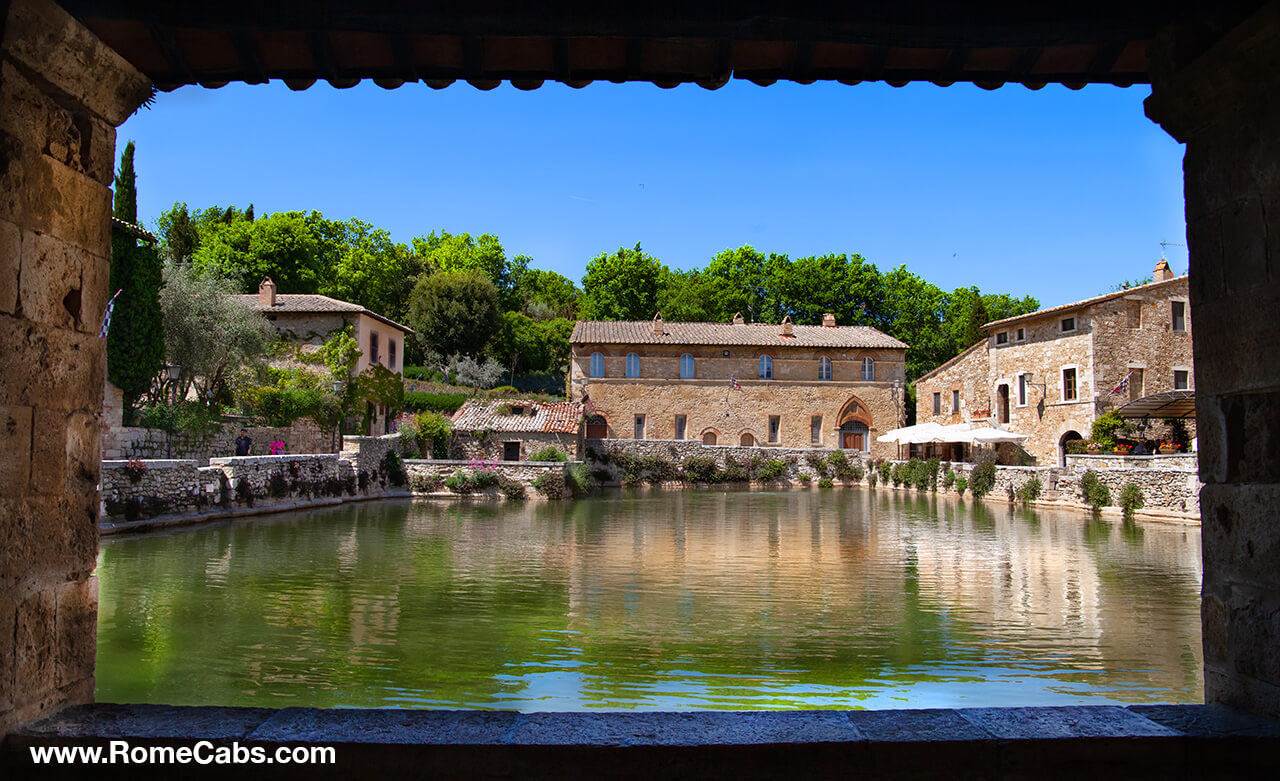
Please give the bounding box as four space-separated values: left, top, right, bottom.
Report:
585 414 608 439
1059 430 1084 467
740 432 756 447
701 430 718 445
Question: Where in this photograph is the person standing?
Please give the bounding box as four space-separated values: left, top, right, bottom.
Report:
234 429 252 456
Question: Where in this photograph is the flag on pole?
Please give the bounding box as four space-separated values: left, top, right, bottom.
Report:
1110 371 1132 395
97 289 122 339
729 375 742 392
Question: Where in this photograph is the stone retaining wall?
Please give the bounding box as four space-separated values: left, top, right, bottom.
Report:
103 417 335 464
1066 453 1198 471
586 438 865 483
404 459 576 499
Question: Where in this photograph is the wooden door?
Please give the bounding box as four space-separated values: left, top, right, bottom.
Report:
998 385 1010 423
843 432 863 450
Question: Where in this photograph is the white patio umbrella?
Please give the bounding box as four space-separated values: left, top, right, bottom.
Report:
877 422 946 444
970 428 1029 444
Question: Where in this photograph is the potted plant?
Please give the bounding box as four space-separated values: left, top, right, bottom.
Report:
1086 441 1104 454
1158 441 1179 454
1112 443 1133 455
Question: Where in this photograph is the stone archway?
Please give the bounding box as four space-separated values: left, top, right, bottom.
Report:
1059 429 1084 468
585 414 608 439
739 431 756 447
701 429 719 445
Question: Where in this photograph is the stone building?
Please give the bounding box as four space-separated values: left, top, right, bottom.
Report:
915 261 1193 466
569 314 907 459
450 399 585 461
236 277 413 434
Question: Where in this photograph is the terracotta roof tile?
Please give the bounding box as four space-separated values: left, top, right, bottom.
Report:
983 275 1188 331
451 399 583 434
233 294 413 333
571 320 908 350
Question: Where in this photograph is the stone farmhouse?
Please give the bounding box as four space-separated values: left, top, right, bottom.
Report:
569 313 908 459
450 399 585 461
915 261 1192 466
237 277 413 434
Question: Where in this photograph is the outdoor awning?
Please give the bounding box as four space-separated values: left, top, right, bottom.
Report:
877 422 945 444
1114 389 1197 419
878 422 1027 445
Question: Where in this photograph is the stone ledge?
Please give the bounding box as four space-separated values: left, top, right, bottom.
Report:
4 704 1277 779
99 492 412 537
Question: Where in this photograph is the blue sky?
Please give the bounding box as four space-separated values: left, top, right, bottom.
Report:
120 78 1187 308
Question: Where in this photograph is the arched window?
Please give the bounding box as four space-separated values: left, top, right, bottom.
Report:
839 420 871 452
701 431 718 445
589 352 605 378
818 356 832 381
625 353 640 378
740 432 756 447
758 355 773 380
680 353 695 379
861 357 875 381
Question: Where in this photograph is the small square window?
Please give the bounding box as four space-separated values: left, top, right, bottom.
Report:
1016 327 1025 341
1174 370 1189 390
995 332 1008 345
1061 317 1076 333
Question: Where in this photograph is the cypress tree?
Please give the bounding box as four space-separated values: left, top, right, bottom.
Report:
244 203 254 222
107 141 165 418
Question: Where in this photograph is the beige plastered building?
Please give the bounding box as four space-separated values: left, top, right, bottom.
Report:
915 261 1193 466
569 314 908 459
238 278 413 434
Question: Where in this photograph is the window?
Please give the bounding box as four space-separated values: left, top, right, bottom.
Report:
1174 370 1190 390
1063 368 1078 401
502 442 520 461
995 331 1009 345
818 356 832 381
702 431 717 445
1061 317 1076 333
758 355 773 380
810 415 822 445
1172 300 1187 331
625 353 640 378
675 415 687 440
768 415 780 443
1016 327 1025 341
634 414 645 439
932 392 941 415
1018 374 1028 406
952 389 960 412
680 354 695 379
369 332 380 364
1126 300 1142 328
861 358 875 381
389 339 397 370
1129 368 1144 402
589 352 605 378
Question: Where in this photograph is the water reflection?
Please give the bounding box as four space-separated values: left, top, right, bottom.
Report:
95 489 1202 710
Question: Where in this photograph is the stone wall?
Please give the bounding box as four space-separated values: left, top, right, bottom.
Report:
455 431 582 462
102 417 335 463
571 340 906 460
586 438 865 483
0 0 153 735
404 459 574 499
342 432 418 475
1066 453 1198 472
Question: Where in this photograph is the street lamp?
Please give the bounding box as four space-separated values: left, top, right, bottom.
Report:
165 363 181 458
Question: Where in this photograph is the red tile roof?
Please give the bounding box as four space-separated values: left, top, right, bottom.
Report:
982 275 1188 331
571 320 908 350
233 294 413 333
451 399 583 434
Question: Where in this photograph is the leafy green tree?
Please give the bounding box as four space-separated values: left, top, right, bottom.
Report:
411 231 527 310
406 270 501 359
705 245 772 322
515 268 579 319
579 243 668 321
882 265 949 382
319 219 411 320
106 141 165 415
156 202 199 264
191 211 337 294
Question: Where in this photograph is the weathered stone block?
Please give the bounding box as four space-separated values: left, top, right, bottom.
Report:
0 596 15 712
18 228 95 330
0 317 104 411
0 217 19 314
66 410 100 495
1202 484 1280 589
29 406 67 495
0 496 99 591
15 588 57 705
56 576 97 688
0 404 33 489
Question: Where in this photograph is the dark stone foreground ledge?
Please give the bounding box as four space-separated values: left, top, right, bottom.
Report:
5 704 1278 779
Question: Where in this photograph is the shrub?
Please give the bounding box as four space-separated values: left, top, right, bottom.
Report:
817 476 835 489
533 470 567 499
1119 482 1144 518
122 459 148 483
867 471 878 488
942 469 955 488
926 458 942 491
1090 410 1127 450
409 472 444 493
402 391 469 414
382 450 406 487
955 475 968 494
499 477 527 500
826 449 848 472
850 465 865 482
566 464 593 497
890 462 906 487
877 460 892 484
682 456 719 484
395 411 453 458
719 455 749 483
445 467 497 493
758 459 788 481
797 473 812 484
528 446 569 462
1064 439 1089 455
969 455 997 498
1016 477 1042 504
1080 470 1110 510
806 452 830 477
445 469 473 493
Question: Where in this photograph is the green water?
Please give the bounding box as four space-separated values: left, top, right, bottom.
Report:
95 489 1203 711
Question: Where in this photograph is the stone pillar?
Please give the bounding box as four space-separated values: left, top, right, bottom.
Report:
1146 3 1280 717
0 0 150 734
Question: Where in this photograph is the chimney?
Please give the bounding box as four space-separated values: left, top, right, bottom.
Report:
822 312 836 328
258 277 277 307
780 315 794 336
732 312 745 325
652 312 664 336
1153 259 1174 282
